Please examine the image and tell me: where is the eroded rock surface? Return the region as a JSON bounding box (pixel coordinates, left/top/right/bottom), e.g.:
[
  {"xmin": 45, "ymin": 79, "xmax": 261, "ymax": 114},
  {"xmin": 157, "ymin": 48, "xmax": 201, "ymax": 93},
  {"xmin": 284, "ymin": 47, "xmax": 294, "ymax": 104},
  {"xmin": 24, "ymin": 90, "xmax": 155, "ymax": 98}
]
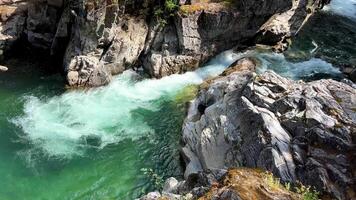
[
  {"xmin": 1, "ymin": 0, "xmax": 327, "ymax": 85},
  {"xmin": 141, "ymin": 0, "xmax": 296, "ymax": 78},
  {"xmin": 181, "ymin": 60, "xmax": 356, "ymax": 199}
]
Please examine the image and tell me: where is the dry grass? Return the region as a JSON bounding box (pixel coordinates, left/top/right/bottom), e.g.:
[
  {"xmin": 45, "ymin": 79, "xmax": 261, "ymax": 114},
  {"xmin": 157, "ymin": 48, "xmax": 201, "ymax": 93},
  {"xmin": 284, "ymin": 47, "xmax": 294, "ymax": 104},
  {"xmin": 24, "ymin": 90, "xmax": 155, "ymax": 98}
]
[
  {"xmin": 179, "ymin": 1, "xmax": 234, "ymax": 14},
  {"xmin": 199, "ymin": 168, "xmax": 301, "ymax": 200}
]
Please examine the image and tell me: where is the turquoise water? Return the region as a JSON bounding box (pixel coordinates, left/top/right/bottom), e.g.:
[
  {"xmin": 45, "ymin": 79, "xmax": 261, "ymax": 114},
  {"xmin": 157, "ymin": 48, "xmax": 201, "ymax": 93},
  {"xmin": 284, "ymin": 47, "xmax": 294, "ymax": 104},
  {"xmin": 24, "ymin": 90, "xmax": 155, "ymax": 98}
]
[
  {"xmin": 0, "ymin": 2, "xmax": 355, "ymax": 199},
  {"xmin": 0, "ymin": 52, "xmax": 241, "ymax": 200}
]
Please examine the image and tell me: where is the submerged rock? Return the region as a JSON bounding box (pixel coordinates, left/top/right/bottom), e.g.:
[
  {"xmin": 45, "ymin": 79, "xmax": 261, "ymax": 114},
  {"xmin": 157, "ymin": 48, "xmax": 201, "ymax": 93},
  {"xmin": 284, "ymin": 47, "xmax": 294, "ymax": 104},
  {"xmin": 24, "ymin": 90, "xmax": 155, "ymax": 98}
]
[
  {"xmin": 181, "ymin": 59, "xmax": 356, "ymax": 199},
  {"xmin": 79, "ymin": 134, "xmax": 102, "ymax": 147}
]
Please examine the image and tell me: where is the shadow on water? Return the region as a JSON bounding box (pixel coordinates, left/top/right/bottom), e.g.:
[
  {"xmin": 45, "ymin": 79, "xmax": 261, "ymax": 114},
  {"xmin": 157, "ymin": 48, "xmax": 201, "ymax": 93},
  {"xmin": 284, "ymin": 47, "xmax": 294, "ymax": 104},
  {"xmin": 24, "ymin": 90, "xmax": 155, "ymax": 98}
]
[
  {"xmin": 129, "ymin": 97, "xmax": 188, "ymax": 191},
  {"xmin": 285, "ymin": 12, "xmax": 356, "ymax": 72}
]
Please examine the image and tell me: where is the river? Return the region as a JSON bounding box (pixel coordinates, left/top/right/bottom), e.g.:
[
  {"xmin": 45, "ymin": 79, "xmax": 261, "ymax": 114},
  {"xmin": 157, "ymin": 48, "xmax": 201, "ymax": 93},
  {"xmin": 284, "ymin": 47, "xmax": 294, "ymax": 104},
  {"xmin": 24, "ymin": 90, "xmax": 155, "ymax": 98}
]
[{"xmin": 0, "ymin": 1, "xmax": 355, "ymax": 199}]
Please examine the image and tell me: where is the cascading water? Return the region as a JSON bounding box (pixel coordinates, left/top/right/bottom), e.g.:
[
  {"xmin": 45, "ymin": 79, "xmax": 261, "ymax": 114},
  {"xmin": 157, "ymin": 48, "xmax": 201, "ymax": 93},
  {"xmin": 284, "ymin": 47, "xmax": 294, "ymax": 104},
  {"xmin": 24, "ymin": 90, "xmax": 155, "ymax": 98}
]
[
  {"xmin": 325, "ymin": 0, "xmax": 356, "ymax": 20},
  {"xmin": 0, "ymin": 1, "xmax": 354, "ymax": 199},
  {"xmin": 11, "ymin": 48, "xmax": 343, "ymax": 160},
  {"xmin": 12, "ymin": 51, "xmax": 241, "ymax": 158}
]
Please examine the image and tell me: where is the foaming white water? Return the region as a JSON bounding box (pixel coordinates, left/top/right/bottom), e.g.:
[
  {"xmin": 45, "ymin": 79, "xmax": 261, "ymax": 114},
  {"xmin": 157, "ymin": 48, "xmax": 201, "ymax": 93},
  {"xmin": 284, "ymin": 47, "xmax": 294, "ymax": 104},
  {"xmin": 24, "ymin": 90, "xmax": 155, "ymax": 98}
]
[
  {"xmin": 254, "ymin": 52, "xmax": 342, "ymax": 80},
  {"xmin": 13, "ymin": 51, "xmax": 242, "ymax": 158},
  {"xmin": 325, "ymin": 0, "xmax": 356, "ymax": 20}
]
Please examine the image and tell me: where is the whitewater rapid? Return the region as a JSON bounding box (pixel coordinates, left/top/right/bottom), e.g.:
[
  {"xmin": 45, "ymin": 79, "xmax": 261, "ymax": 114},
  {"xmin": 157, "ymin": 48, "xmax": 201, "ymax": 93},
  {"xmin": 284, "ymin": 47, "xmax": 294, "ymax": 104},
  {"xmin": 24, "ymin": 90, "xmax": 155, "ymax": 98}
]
[
  {"xmin": 326, "ymin": 0, "xmax": 356, "ymax": 20},
  {"xmin": 12, "ymin": 51, "xmax": 242, "ymax": 158},
  {"xmin": 254, "ymin": 52, "xmax": 342, "ymax": 80},
  {"xmin": 12, "ymin": 49, "xmax": 342, "ymax": 158}
]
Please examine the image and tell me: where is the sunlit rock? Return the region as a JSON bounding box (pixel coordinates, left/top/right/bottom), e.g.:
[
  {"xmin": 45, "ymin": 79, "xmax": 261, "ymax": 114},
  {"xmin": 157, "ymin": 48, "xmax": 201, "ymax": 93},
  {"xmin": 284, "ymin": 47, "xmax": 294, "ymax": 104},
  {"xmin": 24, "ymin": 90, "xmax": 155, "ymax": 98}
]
[{"xmin": 182, "ymin": 58, "xmax": 355, "ymax": 199}]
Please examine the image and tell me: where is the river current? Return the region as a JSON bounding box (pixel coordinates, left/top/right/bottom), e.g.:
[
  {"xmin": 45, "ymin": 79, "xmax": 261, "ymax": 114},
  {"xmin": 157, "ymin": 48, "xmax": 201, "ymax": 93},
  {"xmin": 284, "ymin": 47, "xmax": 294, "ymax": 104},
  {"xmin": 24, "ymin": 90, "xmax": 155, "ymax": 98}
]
[{"xmin": 0, "ymin": 1, "xmax": 355, "ymax": 199}]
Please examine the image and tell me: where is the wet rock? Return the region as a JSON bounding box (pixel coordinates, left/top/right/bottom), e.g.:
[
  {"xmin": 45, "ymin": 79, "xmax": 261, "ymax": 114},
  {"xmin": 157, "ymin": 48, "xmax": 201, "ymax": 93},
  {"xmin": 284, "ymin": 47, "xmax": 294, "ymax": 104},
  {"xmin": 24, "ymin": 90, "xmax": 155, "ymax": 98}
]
[
  {"xmin": 1, "ymin": 0, "xmax": 325, "ymax": 87},
  {"xmin": 182, "ymin": 61, "xmax": 356, "ymax": 199},
  {"xmin": 79, "ymin": 134, "xmax": 102, "ymax": 147}
]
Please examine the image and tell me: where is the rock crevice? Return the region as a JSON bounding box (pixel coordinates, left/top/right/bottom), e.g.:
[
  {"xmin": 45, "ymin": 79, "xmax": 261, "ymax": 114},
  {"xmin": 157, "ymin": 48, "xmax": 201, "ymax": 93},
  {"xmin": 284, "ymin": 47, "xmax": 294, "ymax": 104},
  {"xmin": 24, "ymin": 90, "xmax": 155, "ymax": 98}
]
[
  {"xmin": 1, "ymin": 0, "xmax": 328, "ymax": 86},
  {"xmin": 180, "ymin": 58, "xmax": 355, "ymax": 199}
]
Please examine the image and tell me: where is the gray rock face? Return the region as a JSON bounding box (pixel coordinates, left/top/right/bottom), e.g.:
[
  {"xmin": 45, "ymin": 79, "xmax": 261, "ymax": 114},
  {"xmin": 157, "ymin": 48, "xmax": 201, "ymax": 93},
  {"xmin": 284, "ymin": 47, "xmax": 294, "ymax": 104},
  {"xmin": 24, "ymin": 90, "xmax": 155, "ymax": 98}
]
[
  {"xmin": 26, "ymin": 2, "xmax": 59, "ymax": 49},
  {"xmin": 182, "ymin": 61, "xmax": 356, "ymax": 199},
  {"xmin": 141, "ymin": 0, "xmax": 295, "ymax": 78},
  {"xmin": 67, "ymin": 55, "xmax": 111, "ymax": 87},
  {"xmin": 0, "ymin": 2, "xmax": 27, "ymax": 59},
  {"xmin": 256, "ymin": 0, "xmax": 325, "ymax": 51},
  {"xmin": 62, "ymin": 0, "xmax": 150, "ymax": 87},
  {"xmin": 101, "ymin": 16, "xmax": 148, "ymax": 75},
  {"xmin": 140, "ymin": 0, "xmax": 328, "ymax": 80},
  {"xmin": 1, "ymin": 0, "xmax": 326, "ymax": 86}
]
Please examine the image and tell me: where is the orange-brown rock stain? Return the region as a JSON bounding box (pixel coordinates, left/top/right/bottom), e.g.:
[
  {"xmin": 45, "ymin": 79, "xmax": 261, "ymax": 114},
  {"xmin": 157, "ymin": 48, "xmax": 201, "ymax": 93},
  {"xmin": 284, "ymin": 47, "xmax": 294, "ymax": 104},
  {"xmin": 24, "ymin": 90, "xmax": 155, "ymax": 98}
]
[{"xmin": 199, "ymin": 168, "xmax": 301, "ymax": 200}]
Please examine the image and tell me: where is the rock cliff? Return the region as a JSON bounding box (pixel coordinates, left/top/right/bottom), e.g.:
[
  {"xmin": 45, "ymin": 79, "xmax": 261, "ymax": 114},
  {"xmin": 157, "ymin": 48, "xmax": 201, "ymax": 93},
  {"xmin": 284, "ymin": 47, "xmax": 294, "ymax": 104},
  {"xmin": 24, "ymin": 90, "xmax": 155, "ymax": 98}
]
[{"xmin": 1, "ymin": 0, "xmax": 328, "ymax": 85}]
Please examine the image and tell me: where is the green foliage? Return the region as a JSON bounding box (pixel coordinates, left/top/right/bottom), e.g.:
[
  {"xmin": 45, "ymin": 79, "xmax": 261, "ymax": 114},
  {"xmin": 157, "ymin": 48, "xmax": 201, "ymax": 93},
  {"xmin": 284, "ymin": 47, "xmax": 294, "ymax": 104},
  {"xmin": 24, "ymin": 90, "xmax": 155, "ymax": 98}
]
[
  {"xmin": 141, "ymin": 168, "xmax": 164, "ymax": 190},
  {"xmin": 265, "ymin": 172, "xmax": 282, "ymax": 190},
  {"xmin": 165, "ymin": 0, "xmax": 179, "ymax": 14},
  {"xmin": 154, "ymin": 0, "xmax": 179, "ymax": 27},
  {"xmin": 264, "ymin": 172, "xmax": 320, "ymax": 200},
  {"xmin": 295, "ymin": 184, "xmax": 320, "ymax": 200}
]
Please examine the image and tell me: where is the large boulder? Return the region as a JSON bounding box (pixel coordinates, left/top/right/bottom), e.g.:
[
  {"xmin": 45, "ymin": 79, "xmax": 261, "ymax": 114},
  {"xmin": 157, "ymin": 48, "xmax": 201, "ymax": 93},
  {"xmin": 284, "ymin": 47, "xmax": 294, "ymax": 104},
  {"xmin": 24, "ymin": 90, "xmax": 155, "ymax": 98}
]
[
  {"xmin": 67, "ymin": 55, "xmax": 111, "ymax": 87},
  {"xmin": 182, "ymin": 59, "xmax": 356, "ymax": 199}
]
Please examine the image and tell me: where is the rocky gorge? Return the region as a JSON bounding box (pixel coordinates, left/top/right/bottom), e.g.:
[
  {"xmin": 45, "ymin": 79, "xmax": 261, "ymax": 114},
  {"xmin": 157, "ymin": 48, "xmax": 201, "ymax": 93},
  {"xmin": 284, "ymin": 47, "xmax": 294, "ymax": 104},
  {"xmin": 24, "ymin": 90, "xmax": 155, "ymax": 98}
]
[
  {"xmin": 140, "ymin": 58, "xmax": 355, "ymax": 199},
  {"xmin": 0, "ymin": 0, "xmax": 355, "ymax": 200},
  {"xmin": 1, "ymin": 0, "xmax": 334, "ymax": 86}
]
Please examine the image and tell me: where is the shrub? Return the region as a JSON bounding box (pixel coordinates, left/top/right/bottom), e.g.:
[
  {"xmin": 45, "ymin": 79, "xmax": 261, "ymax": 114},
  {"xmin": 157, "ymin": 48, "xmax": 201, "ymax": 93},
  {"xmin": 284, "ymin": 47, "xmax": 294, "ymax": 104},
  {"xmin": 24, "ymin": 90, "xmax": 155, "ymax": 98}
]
[{"xmin": 154, "ymin": 0, "xmax": 179, "ymax": 27}]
